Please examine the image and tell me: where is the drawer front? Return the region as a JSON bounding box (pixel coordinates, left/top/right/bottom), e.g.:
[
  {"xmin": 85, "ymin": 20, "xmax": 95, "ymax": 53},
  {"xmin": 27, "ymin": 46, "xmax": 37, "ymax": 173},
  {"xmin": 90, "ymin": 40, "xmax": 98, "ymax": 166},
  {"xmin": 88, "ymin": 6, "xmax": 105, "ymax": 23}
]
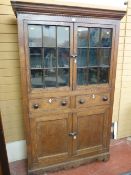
[
  {"xmin": 30, "ymin": 96, "xmax": 70, "ymax": 112},
  {"xmin": 76, "ymin": 93, "xmax": 110, "ymax": 108}
]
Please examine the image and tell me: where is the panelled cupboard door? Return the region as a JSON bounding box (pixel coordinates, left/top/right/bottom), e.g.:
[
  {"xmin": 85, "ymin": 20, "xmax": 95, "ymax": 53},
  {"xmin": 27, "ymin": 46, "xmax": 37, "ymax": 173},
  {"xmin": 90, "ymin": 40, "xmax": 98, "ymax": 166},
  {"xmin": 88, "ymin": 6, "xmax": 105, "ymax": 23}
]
[
  {"xmin": 30, "ymin": 113, "xmax": 72, "ymax": 167},
  {"xmin": 73, "ymin": 106, "xmax": 110, "ymax": 157}
]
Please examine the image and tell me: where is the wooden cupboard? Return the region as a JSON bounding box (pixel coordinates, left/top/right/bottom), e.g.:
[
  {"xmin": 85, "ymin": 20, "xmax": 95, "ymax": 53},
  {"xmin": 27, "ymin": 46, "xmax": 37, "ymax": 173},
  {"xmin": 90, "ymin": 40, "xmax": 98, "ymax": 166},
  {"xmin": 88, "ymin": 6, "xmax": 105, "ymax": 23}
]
[{"xmin": 11, "ymin": 1, "xmax": 125, "ymax": 174}]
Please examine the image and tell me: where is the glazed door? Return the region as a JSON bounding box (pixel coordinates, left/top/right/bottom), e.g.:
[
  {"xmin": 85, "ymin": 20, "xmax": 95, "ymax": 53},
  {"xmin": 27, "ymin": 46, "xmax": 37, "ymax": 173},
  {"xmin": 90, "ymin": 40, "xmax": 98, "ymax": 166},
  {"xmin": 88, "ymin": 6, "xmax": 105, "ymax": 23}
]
[
  {"xmin": 72, "ymin": 23, "xmax": 114, "ymax": 156},
  {"xmin": 27, "ymin": 21, "xmax": 73, "ymax": 91},
  {"xmin": 74, "ymin": 23, "xmax": 114, "ymax": 89}
]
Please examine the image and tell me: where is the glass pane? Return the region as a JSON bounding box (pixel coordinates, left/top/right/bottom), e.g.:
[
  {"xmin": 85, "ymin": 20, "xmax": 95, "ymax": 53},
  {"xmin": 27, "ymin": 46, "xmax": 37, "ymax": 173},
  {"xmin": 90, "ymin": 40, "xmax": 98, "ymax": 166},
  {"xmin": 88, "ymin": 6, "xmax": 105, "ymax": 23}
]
[
  {"xmin": 58, "ymin": 48, "xmax": 70, "ymax": 68},
  {"xmin": 30, "ymin": 48, "xmax": 42, "ymax": 68},
  {"xmin": 44, "ymin": 69, "xmax": 56, "ymax": 87},
  {"xmin": 77, "ymin": 68, "xmax": 87, "ymax": 85},
  {"xmin": 89, "ymin": 48, "xmax": 99, "ymax": 66},
  {"xmin": 77, "ymin": 27, "xmax": 89, "ymax": 47},
  {"xmin": 99, "ymin": 68, "xmax": 109, "ymax": 83},
  {"xmin": 28, "ymin": 25, "xmax": 42, "ymax": 47},
  {"xmin": 77, "ymin": 48, "xmax": 88, "ymax": 67},
  {"xmin": 88, "ymin": 68, "xmax": 98, "ymax": 84},
  {"xmin": 31, "ymin": 70, "xmax": 43, "ymax": 88},
  {"xmin": 43, "ymin": 26, "xmax": 56, "ymax": 47},
  {"xmin": 58, "ymin": 68, "xmax": 69, "ymax": 86},
  {"xmin": 89, "ymin": 28, "xmax": 100, "ymax": 47},
  {"xmin": 100, "ymin": 48, "xmax": 111, "ymax": 66},
  {"xmin": 101, "ymin": 29, "xmax": 112, "ymax": 47},
  {"xmin": 44, "ymin": 48, "xmax": 57, "ymax": 68},
  {"xmin": 57, "ymin": 27, "xmax": 69, "ymax": 47}
]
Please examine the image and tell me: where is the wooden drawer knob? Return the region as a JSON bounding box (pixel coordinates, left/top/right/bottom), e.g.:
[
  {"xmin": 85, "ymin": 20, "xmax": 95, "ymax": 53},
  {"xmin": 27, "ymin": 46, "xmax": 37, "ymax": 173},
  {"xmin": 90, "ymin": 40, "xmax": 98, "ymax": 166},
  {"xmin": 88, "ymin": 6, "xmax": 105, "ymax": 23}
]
[
  {"xmin": 79, "ymin": 99, "xmax": 85, "ymax": 104},
  {"xmin": 102, "ymin": 96, "xmax": 108, "ymax": 101},
  {"xmin": 33, "ymin": 104, "xmax": 39, "ymax": 109},
  {"xmin": 61, "ymin": 100, "xmax": 67, "ymax": 106}
]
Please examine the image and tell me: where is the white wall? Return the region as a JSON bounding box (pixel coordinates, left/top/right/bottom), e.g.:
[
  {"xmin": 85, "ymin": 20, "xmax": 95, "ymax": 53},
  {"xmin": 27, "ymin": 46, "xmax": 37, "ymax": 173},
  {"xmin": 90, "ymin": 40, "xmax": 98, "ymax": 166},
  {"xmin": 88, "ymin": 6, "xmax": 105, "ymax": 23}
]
[{"xmin": 6, "ymin": 140, "xmax": 27, "ymax": 162}]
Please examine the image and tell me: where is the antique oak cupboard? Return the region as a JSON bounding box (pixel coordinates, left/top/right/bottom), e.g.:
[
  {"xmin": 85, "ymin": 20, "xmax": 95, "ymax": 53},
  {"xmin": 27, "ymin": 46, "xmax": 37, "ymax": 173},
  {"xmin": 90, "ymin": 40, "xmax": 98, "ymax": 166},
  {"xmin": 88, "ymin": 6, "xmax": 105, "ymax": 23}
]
[{"xmin": 11, "ymin": 1, "xmax": 125, "ymax": 174}]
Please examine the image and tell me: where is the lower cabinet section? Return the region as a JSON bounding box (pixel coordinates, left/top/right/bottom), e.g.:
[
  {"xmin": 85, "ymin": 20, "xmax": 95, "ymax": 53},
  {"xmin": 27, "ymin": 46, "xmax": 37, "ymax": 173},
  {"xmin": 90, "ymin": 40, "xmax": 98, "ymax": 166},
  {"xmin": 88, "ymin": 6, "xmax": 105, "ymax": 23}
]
[{"xmin": 29, "ymin": 105, "xmax": 110, "ymax": 173}]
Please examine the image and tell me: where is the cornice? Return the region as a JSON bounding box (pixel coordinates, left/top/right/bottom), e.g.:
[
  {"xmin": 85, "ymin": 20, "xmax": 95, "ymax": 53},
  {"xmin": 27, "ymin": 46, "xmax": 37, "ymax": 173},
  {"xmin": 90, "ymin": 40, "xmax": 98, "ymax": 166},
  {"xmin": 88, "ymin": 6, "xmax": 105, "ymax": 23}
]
[{"xmin": 11, "ymin": 0, "xmax": 126, "ymax": 20}]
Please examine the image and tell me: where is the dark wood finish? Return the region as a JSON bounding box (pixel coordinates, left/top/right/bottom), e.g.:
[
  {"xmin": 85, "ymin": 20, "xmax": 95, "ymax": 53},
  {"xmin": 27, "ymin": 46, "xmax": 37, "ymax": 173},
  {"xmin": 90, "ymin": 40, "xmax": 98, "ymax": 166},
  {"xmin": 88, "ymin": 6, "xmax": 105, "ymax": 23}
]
[
  {"xmin": 0, "ymin": 113, "xmax": 10, "ymax": 175},
  {"xmin": 0, "ymin": 164, "xmax": 2, "ymax": 175},
  {"xmin": 11, "ymin": 1, "xmax": 126, "ymax": 174}
]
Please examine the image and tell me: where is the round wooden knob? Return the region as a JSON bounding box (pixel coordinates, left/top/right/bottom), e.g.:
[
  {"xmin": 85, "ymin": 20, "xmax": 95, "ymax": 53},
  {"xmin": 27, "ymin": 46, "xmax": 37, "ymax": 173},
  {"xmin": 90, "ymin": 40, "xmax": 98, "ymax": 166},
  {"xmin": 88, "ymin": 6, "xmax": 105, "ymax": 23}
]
[
  {"xmin": 61, "ymin": 101, "xmax": 67, "ymax": 106},
  {"xmin": 79, "ymin": 99, "xmax": 85, "ymax": 104},
  {"xmin": 33, "ymin": 104, "xmax": 39, "ymax": 109},
  {"xmin": 102, "ymin": 96, "xmax": 108, "ymax": 101}
]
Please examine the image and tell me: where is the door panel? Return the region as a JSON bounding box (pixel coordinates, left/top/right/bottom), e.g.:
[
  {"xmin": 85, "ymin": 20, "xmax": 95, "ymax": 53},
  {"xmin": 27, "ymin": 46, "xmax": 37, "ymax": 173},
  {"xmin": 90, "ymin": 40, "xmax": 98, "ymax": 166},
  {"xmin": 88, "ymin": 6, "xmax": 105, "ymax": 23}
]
[
  {"xmin": 30, "ymin": 113, "xmax": 72, "ymax": 166},
  {"xmin": 37, "ymin": 119, "xmax": 67, "ymax": 157},
  {"xmin": 78, "ymin": 114, "xmax": 104, "ymax": 149},
  {"xmin": 73, "ymin": 106, "xmax": 110, "ymax": 156}
]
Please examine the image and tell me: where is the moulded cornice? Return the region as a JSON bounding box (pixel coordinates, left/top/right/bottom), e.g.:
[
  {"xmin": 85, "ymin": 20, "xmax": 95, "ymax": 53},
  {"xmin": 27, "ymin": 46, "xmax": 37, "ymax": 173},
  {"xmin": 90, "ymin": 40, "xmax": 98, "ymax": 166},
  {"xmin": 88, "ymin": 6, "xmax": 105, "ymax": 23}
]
[{"xmin": 11, "ymin": 0, "xmax": 126, "ymax": 19}]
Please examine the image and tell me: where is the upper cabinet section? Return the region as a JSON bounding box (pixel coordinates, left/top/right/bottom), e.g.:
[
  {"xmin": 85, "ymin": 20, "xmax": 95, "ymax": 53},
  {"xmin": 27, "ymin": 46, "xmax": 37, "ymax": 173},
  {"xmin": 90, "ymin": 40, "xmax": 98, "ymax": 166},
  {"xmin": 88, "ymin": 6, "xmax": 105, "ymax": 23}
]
[{"xmin": 11, "ymin": 0, "xmax": 126, "ymax": 91}]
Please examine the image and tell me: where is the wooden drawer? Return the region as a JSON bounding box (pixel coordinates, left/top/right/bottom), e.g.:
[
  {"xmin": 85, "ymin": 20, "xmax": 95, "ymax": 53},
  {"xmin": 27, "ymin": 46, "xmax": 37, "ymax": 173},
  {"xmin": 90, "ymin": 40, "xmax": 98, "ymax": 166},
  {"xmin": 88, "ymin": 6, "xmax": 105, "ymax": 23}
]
[
  {"xmin": 76, "ymin": 93, "xmax": 110, "ymax": 108},
  {"xmin": 30, "ymin": 96, "xmax": 70, "ymax": 112}
]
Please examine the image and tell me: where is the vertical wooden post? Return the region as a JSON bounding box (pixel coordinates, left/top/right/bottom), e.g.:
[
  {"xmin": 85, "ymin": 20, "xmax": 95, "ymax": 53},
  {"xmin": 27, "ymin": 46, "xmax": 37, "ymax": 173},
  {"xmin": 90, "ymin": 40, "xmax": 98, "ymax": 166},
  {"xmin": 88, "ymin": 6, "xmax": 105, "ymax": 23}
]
[{"xmin": 0, "ymin": 113, "xmax": 10, "ymax": 175}]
